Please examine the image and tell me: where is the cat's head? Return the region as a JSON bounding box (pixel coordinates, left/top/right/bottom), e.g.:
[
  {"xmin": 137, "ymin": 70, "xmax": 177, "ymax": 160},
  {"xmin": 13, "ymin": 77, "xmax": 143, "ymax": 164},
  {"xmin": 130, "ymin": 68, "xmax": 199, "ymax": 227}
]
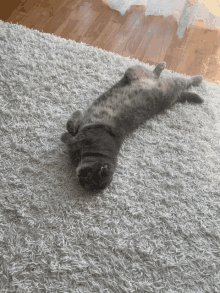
[
  {"xmin": 61, "ymin": 123, "xmax": 121, "ymax": 193},
  {"xmin": 76, "ymin": 160, "xmax": 114, "ymax": 193}
]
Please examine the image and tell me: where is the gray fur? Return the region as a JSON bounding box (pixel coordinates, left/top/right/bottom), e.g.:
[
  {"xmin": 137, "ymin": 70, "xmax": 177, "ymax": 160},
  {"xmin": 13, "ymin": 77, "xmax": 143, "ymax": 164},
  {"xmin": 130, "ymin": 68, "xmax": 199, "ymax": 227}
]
[{"xmin": 61, "ymin": 62, "xmax": 203, "ymax": 193}]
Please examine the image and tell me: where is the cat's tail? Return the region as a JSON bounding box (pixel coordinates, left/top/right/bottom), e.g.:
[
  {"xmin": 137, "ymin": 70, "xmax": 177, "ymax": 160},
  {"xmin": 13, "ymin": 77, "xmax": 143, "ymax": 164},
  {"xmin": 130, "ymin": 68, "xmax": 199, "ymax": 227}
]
[{"xmin": 178, "ymin": 91, "xmax": 204, "ymax": 104}]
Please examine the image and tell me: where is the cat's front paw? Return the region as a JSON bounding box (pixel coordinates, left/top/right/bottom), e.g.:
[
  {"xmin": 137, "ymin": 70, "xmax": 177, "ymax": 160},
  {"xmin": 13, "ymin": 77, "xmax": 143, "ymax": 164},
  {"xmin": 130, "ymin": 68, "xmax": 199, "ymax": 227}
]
[
  {"xmin": 61, "ymin": 132, "xmax": 72, "ymax": 143},
  {"xmin": 66, "ymin": 110, "xmax": 83, "ymax": 136},
  {"xmin": 66, "ymin": 120, "xmax": 78, "ymax": 136}
]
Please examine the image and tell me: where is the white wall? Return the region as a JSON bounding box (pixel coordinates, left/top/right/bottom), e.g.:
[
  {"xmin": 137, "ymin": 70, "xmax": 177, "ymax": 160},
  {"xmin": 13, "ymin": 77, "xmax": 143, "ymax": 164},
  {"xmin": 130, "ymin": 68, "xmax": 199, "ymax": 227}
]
[{"xmin": 106, "ymin": 0, "xmax": 220, "ymax": 37}]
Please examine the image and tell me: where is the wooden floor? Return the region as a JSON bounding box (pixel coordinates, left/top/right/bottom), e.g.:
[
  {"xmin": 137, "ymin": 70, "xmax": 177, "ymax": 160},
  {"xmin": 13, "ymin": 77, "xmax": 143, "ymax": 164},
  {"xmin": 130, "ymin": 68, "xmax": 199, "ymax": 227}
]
[{"xmin": 1, "ymin": 0, "xmax": 220, "ymax": 84}]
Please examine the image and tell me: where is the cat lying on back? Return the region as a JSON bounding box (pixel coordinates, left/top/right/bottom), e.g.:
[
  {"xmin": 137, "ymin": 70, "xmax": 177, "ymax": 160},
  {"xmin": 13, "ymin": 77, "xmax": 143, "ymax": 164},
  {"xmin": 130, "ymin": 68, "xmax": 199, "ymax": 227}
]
[{"xmin": 61, "ymin": 62, "xmax": 203, "ymax": 193}]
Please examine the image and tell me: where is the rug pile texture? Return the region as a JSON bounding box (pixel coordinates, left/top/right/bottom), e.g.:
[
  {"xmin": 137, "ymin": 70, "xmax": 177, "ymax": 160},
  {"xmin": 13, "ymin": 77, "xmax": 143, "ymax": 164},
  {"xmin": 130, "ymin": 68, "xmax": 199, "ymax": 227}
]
[{"xmin": 0, "ymin": 20, "xmax": 220, "ymax": 292}]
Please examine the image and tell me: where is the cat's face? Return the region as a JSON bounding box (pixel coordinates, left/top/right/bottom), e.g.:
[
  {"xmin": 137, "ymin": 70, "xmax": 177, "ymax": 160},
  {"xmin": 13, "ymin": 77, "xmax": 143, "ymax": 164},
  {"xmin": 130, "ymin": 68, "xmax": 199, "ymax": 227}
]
[{"xmin": 76, "ymin": 161, "xmax": 114, "ymax": 193}]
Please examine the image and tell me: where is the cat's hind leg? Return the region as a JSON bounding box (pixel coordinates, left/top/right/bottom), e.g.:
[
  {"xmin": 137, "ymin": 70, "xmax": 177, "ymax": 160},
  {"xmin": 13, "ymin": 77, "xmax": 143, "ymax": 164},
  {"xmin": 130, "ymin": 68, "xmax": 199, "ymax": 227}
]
[
  {"xmin": 153, "ymin": 62, "xmax": 166, "ymax": 78},
  {"xmin": 162, "ymin": 75, "xmax": 203, "ymax": 108},
  {"xmin": 179, "ymin": 92, "xmax": 203, "ymax": 104},
  {"xmin": 66, "ymin": 110, "xmax": 83, "ymax": 136},
  {"xmin": 186, "ymin": 75, "xmax": 203, "ymax": 89}
]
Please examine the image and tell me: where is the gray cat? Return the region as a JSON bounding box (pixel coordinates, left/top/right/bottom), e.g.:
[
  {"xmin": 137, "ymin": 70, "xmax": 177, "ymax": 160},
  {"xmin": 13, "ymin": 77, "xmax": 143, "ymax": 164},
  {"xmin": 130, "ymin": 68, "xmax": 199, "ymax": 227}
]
[{"xmin": 61, "ymin": 62, "xmax": 203, "ymax": 193}]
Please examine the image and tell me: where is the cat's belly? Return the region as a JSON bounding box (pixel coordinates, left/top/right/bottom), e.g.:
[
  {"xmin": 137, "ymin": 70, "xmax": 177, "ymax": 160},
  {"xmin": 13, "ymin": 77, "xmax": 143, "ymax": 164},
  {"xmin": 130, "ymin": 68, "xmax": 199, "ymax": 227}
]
[
  {"xmin": 80, "ymin": 92, "xmax": 129, "ymax": 126},
  {"xmin": 81, "ymin": 106, "xmax": 115, "ymax": 125},
  {"xmin": 80, "ymin": 79, "xmax": 157, "ymax": 127}
]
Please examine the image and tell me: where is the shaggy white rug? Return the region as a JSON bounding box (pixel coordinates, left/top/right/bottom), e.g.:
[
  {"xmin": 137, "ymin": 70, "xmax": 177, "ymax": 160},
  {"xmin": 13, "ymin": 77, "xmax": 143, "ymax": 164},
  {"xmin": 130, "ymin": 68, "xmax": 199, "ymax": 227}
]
[{"xmin": 0, "ymin": 20, "xmax": 220, "ymax": 292}]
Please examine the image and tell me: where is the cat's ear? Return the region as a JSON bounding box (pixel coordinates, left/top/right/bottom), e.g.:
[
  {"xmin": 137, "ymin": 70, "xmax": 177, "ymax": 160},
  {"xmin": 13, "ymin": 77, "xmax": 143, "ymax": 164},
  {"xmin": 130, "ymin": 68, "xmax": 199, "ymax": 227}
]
[{"xmin": 98, "ymin": 164, "xmax": 109, "ymax": 176}]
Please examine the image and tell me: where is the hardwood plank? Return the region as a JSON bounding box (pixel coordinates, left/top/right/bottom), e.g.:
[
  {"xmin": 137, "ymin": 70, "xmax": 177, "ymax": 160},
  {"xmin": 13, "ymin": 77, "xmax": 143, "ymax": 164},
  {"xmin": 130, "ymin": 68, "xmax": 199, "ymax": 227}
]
[
  {"xmin": 141, "ymin": 15, "xmax": 178, "ymax": 64},
  {"xmin": 80, "ymin": 4, "xmax": 113, "ymax": 44},
  {"xmin": 2, "ymin": 0, "xmax": 220, "ymax": 83},
  {"xmin": 108, "ymin": 6, "xmax": 145, "ymax": 56},
  {"xmin": 6, "ymin": 0, "xmax": 37, "ymax": 24},
  {"xmin": 168, "ymin": 22, "xmax": 218, "ymax": 76},
  {"xmin": 92, "ymin": 7, "xmax": 127, "ymax": 52},
  {"xmin": 133, "ymin": 15, "xmax": 156, "ymax": 63},
  {"xmin": 90, "ymin": 14, "xmax": 121, "ymax": 52},
  {"xmin": 0, "ymin": 0, "xmax": 23, "ymax": 21},
  {"xmin": 59, "ymin": 3, "xmax": 100, "ymax": 41},
  {"xmin": 185, "ymin": 29, "xmax": 218, "ymax": 77},
  {"xmin": 164, "ymin": 27, "xmax": 191, "ymax": 72},
  {"xmin": 204, "ymin": 30, "xmax": 220, "ymax": 84},
  {"xmin": 42, "ymin": 6, "xmax": 73, "ymax": 34},
  {"xmin": 17, "ymin": 3, "xmax": 47, "ymax": 29},
  {"xmin": 47, "ymin": 0, "xmax": 83, "ymax": 35},
  {"xmin": 121, "ymin": 6, "xmax": 147, "ymax": 58}
]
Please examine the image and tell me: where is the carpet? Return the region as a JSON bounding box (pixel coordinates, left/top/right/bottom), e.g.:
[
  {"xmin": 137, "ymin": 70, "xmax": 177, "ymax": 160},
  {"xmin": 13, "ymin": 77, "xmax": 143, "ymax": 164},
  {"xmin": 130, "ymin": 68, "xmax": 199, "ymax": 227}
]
[{"xmin": 0, "ymin": 20, "xmax": 220, "ymax": 293}]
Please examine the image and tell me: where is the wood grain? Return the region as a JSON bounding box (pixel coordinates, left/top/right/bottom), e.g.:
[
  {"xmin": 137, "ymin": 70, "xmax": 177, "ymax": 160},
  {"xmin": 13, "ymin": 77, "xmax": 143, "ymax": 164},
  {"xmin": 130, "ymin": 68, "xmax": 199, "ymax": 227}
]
[{"xmin": 1, "ymin": 0, "xmax": 220, "ymax": 84}]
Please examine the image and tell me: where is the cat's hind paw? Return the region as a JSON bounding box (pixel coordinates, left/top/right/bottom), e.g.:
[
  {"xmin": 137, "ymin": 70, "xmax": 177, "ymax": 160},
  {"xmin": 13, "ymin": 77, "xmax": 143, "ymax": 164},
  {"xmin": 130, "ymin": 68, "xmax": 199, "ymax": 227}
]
[
  {"xmin": 190, "ymin": 75, "xmax": 203, "ymax": 87},
  {"xmin": 153, "ymin": 62, "xmax": 166, "ymax": 78},
  {"xmin": 157, "ymin": 62, "xmax": 166, "ymax": 70}
]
